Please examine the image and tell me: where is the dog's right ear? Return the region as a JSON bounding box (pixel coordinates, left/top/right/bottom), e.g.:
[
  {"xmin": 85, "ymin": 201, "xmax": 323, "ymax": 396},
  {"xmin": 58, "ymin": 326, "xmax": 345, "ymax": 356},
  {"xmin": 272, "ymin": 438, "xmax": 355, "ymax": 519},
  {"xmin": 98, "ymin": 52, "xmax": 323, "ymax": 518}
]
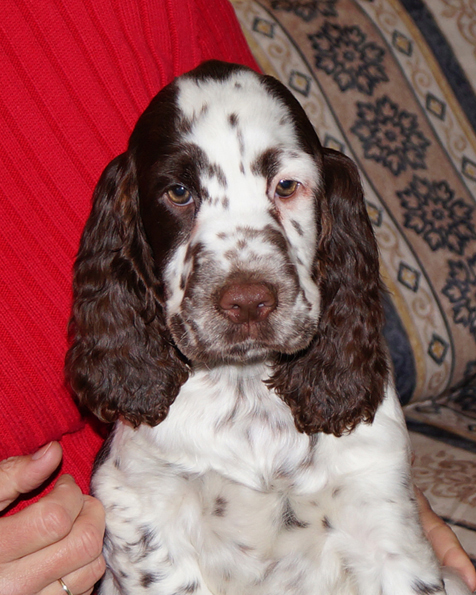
[{"xmin": 65, "ymin": 153, "xmax": 189, "ymax": 427}]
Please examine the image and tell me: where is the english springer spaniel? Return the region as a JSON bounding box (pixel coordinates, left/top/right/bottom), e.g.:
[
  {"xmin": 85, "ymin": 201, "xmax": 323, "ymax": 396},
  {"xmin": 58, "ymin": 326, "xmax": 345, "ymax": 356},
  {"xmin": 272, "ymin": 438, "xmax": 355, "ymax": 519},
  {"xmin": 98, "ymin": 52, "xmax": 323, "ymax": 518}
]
[{"xmin": 66, "ymin": 61, "xmax": 469, "ymax": 595}]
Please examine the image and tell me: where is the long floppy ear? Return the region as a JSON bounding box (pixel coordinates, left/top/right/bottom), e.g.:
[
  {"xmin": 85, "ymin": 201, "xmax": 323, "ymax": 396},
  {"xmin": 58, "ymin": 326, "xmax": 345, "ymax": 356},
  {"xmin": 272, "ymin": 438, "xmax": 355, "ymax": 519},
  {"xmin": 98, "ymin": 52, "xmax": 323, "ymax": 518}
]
[
  {"xmin": 270, "ymin": 148, "xmax": 388, "ymax": 436},
  {"xmin": 65, "ymin": 153, "xmax": 189, "ymax": 427}
]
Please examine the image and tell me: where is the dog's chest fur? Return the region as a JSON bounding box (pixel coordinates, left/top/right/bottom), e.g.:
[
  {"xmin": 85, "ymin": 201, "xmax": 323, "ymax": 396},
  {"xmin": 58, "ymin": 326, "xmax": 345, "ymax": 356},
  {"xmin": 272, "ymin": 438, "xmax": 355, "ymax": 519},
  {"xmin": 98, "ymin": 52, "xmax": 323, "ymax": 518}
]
[{"xmin": 93, "ymin": 365, "xmax": 356, "ymax": 594}]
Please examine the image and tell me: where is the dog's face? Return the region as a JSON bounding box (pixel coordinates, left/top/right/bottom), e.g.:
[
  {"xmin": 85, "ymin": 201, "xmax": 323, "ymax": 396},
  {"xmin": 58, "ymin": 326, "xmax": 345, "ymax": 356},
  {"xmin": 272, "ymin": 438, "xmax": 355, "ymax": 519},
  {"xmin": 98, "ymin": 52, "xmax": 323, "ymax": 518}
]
[
  {"xmin": 133, "ymin": 62, "xmax": 323, "ymax": 364},
  {"xmin": 67, "ymin": 60, "xmax": 387, "ymax": 434}
]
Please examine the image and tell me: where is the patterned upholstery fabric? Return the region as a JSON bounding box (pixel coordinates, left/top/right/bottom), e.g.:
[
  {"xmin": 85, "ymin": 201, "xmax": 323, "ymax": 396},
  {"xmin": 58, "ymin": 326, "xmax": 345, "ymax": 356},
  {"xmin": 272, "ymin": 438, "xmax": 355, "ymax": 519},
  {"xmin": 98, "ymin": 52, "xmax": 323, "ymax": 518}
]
[{"xmin": 231, "ymin": 0, "xmax": 476, "ymax": 441}]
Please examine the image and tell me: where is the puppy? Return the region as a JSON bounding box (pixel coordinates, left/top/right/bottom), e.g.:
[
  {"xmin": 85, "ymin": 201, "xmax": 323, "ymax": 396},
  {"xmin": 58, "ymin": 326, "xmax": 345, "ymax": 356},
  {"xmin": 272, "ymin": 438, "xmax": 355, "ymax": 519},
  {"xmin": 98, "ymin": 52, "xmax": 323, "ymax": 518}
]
[{"xmin": 66, "ymin": 60, "xmax": 469, "ymax": 595}]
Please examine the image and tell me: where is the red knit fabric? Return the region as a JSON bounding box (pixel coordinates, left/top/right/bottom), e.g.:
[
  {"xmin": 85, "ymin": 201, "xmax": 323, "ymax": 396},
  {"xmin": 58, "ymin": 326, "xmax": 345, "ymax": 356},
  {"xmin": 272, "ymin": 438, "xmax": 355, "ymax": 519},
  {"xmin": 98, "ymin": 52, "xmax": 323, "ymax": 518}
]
[{"xmin": 0, "ymin": 0, "xmax": 258, "ymax": 511}]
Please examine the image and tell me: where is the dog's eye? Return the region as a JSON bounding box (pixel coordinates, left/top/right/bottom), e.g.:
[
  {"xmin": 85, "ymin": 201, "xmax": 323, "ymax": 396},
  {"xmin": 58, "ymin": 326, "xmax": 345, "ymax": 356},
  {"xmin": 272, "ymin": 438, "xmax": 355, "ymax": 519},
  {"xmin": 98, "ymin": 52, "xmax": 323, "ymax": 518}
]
[
  {"xmin": 166, "ymin": 185, "xmax": 193, "ymax": 206},
  {"xmin": 275, "ymin": 180, "xmax": 299, "ymax": 199}
]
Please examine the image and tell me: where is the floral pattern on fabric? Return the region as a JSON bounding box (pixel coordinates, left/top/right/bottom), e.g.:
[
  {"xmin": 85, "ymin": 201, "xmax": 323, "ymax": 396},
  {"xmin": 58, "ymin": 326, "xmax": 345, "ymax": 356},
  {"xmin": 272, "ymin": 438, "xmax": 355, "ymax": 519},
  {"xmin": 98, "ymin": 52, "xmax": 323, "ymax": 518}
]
[
  {"xmin": 270, "ymin": 0, "xmax": 338, "ymax": 21},
  {"xmin": 443, "ymin": 253, "xmax": 476, "ymax": 342},
  {"xmin": 414, "ymin": 447, "xmax": 476, "ymax": 507},
  {"xmin": 397, "ymin": 176, "xmax": 476, "ymax": 255},
  {"xmin": 309, "ymin": 23, "xmax": 388, "ymax": 95},
  {"xmin": 351, "ymin": 96, "xmax": 430, "ymax": 176}
]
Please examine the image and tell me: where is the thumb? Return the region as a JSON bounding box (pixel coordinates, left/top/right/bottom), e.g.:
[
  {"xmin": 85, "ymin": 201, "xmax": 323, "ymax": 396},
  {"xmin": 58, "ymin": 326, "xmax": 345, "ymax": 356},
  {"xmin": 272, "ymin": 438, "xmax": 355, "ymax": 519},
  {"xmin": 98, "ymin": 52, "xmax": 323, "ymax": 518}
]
[{"xmin": 0, "ymin": 442, "xmax": 63, "ymax": 511}]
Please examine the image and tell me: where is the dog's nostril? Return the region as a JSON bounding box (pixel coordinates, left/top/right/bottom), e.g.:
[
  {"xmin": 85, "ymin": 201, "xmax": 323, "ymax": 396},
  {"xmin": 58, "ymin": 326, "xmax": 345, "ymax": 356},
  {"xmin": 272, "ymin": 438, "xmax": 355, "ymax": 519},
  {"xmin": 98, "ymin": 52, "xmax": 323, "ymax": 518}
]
[{"xmin": 219, "ymin": 283, "xmax": 277, "ymax": 324}]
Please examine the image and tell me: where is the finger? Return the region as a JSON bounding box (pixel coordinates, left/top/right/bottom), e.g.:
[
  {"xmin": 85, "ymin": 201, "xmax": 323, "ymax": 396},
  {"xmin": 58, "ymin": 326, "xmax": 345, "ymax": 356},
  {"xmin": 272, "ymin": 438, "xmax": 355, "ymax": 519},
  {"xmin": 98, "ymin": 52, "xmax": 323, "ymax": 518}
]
[
  {"xmin": 3, "ymin": 495, "xmax": 105, "ymax": 595},
  {"xmin": 41, "ymin": 554, "xmax": 106, "ymax": 595},
  {"xmin": 0, "ymin": 475, "xmax": 83, "ymax": 562},
  {"xmin": 416, "ymin": 487, "xmax": 460, "ymax": 561},
  {"xmin": 427, "ymin": 522, "xmax": 476, "ymax": 592},
  {"xmin": 0, "ymin": 442, "xmax": 63, "ymax": 510},
  {"xmin": 416, "ymin": 487, "xmax": 476, "ymax": 591}
]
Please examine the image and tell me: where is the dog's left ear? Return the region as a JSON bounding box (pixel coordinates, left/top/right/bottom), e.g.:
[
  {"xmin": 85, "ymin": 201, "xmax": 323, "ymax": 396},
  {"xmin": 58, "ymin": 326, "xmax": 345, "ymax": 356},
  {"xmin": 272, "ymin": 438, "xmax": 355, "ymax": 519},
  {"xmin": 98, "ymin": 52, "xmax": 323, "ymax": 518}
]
[{"xmin": 270, "ymin": 148, "xmax": 388, "ymax": 436}]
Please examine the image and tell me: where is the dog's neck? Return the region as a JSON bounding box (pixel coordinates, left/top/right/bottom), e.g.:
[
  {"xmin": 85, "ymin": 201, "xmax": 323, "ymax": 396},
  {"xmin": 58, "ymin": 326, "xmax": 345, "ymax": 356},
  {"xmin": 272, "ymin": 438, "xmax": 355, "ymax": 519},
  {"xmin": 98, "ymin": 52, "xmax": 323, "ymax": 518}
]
[{"xmin": 124, "ymin": 362, "xmax": 320, "ymax": 492}]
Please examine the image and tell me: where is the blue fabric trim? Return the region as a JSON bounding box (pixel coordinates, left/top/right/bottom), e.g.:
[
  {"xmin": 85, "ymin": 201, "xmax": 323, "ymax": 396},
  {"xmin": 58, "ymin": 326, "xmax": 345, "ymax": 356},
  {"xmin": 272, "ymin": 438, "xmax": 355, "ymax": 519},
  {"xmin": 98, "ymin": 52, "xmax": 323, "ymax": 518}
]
[
  {"xmin": 383, "ymin": 292, "xmax": 417, "ymax": 405},
  {"xmin": 407, "ymin": 419, "xmax": 476, "ymax": 454},
  {"xmin": 397, "ymin": 0, "xmax": 476, "ymax": 133}
]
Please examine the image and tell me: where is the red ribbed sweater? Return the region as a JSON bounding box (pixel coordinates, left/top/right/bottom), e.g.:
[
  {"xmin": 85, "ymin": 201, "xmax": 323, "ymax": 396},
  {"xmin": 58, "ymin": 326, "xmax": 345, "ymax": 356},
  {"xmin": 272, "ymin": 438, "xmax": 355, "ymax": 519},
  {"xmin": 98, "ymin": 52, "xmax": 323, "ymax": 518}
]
[{"xmin": 0, "ymin": 0, "xmax": 257, "ymax": 509}]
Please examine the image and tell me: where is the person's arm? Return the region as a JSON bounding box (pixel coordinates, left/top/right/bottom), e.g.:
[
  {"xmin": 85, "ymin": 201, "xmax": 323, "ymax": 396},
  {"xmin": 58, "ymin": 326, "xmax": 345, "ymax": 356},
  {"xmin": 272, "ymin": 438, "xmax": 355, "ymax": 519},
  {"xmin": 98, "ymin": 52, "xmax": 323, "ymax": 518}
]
[{"xmin": 0, "ymin": 442, "xmax": 106, "ymax": 595}]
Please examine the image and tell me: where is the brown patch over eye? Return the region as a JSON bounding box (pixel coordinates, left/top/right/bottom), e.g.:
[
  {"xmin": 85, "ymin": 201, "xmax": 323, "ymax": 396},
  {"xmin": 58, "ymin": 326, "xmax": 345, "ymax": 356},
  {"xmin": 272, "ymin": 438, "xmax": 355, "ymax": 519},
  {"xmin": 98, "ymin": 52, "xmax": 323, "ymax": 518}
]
[
  {"xmin": 167, "ymin": 185, "xmax": 193, "ymax": 205},
  {"xmin": 275, "ymin": 180, "xmax": 299, "ymax": 199}
]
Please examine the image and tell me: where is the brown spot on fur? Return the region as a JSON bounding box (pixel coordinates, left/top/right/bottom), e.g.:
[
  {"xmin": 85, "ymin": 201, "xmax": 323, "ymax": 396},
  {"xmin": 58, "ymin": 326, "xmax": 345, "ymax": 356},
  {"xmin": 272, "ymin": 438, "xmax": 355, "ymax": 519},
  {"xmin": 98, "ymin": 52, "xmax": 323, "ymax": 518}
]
[{"xmin": 213, "ymin": 496, "xmax": 228, "ymax": 517}]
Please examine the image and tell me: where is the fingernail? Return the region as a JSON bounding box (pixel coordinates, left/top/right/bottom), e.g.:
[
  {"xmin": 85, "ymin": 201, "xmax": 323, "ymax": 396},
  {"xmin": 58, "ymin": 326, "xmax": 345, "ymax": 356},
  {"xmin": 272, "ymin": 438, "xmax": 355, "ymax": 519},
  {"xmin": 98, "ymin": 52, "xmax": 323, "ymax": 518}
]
[{"xmin": 32, "ymin": 442, "xmax": 53, "ymax": 460}]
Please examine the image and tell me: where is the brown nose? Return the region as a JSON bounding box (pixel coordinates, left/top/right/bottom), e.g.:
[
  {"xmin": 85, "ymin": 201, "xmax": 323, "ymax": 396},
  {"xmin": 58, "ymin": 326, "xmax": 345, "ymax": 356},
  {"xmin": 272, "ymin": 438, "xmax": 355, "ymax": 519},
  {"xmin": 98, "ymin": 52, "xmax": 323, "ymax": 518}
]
[{"xmin": 219, "ymin": 283, "xmax": 277, "ymax": 324}]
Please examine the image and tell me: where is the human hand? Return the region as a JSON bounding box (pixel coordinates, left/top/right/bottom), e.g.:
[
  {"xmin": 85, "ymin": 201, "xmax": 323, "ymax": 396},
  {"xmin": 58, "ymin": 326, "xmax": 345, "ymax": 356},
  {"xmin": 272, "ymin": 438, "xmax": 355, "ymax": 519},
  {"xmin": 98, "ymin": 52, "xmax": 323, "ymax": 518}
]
[
  {"xmin": 416, "ymin": 485, "xmax": 476, "ymax": 593},
  {"xmin": 0, "ymin": 442, "xmax": 106, "ymax": 595}
]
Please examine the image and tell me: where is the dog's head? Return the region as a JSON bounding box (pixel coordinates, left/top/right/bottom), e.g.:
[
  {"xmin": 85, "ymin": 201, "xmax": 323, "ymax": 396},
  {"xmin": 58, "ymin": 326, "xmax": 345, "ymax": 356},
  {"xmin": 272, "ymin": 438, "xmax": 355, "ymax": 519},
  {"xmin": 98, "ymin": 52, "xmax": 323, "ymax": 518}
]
[{"xmin": 66, "ymin": 60, "xmax": 388, "ymax": 435}]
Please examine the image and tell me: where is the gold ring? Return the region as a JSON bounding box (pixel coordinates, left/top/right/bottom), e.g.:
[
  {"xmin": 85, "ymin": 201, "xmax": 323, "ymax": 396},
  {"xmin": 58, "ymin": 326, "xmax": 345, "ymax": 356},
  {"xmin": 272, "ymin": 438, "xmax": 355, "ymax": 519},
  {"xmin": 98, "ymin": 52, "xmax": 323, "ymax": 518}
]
[{"xmin": 58, "ymin": 578, "xmax": 74, "ymax": 595}]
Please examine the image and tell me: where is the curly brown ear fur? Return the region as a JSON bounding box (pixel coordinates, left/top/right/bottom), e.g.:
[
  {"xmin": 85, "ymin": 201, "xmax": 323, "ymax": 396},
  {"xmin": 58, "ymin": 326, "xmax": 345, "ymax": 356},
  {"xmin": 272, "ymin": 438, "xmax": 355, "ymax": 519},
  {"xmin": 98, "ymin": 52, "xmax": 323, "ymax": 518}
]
[
  {"xmin": 269, "ymin": 148, "xmax": 388, "ymax": 436},
  {"xmin": 65, "ymin": 153, "xmax": 189, "ymax": 427}
]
